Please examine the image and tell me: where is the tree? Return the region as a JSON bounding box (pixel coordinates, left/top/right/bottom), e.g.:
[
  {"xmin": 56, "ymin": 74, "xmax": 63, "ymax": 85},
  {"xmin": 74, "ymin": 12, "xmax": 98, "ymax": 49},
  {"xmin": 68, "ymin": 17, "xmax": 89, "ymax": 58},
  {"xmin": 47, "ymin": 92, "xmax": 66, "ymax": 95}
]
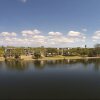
[
  {"xmin": 88, "ymin": 49, "xmax": 95, "ymax": 57},
  {"xmin": 33, "ymin": 50, "xmax": 41, "ymax": 59},
  {"xmin": 46, "ymin": 48, "xmax": 58, "ymax": 56},
  {"xmin": 95, "ymin": 44, "xmax": 100, "ymax": 48},
  {"xmin": 94, "ymin": 44, "xmax": 100, "ymax": 56},
  {"xmin": 0, "ymin": 47, "xmax": 4, "ymax": 57},
  {"xmin": 85, "ymin": 45, "xmax": 87, "ymax": 48}
]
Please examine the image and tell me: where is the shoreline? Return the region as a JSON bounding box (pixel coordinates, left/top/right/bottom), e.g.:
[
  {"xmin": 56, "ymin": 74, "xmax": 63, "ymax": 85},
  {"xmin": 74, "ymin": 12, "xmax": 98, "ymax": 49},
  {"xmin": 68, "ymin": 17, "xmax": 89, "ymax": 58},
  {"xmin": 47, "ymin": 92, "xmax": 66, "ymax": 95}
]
[
  {"xmin": 30, "ymin": 57, "xmax": 100, "ymax": 61},
  {"xmin": 21, "ymin": 56, "xmax": 100, "ymax": 61},
  {"xmin": 0, "ymin": 56, "xmax": 100, "ymax": 62}
]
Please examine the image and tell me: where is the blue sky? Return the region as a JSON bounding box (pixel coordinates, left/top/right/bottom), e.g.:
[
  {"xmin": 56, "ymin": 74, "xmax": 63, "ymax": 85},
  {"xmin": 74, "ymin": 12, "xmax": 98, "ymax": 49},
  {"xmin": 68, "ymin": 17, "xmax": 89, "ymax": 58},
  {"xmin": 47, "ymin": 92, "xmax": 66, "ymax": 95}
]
[{"xmin": 0, "ymin": 0, "xmax": 100, "ymax": 47}]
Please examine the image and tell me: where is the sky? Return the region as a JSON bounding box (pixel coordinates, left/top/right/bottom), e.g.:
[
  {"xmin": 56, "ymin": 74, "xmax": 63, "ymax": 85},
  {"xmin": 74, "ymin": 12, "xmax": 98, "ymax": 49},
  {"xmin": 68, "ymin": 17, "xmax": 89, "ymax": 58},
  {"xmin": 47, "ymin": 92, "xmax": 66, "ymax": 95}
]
[{"xmin": 0, "ymin": 0, "xmax": 100, "ymax": 47}]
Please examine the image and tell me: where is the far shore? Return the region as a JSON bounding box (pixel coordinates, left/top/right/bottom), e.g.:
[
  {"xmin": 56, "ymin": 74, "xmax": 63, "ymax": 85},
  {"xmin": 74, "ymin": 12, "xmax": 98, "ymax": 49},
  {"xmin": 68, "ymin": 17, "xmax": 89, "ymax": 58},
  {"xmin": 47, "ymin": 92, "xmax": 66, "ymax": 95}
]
[
  {"xmin": 0, "ymin": 56, "xmax": 100, "ymax": 61},
  {"xmin": 33, "ymin": 57, "xmax": 100, "ymax": 61}
]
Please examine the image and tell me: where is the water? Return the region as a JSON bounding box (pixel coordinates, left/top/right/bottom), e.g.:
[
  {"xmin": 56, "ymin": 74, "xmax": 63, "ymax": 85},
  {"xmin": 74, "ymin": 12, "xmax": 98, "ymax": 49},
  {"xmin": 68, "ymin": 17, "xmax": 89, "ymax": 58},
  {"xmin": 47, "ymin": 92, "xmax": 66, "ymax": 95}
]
[{"xmin": 0, "ymin": 59, "xmax": 100, "ymax": 99}]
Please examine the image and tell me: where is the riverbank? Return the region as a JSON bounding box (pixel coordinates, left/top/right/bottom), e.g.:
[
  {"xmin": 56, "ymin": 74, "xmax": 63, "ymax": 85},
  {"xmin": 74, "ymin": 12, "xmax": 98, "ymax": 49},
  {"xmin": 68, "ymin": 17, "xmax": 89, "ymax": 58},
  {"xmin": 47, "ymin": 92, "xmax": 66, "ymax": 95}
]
[
  {"xmin": 0, "ymin": 57, "xmax": 5, "ymax": 61},
  {"xmin": 0, "ymin": 56, "xmax": 100, "ymax": 61},
  {"xmin": 20, "ymin": 55, "xmax": 100, "ymax": 61},
  {"xmin": 21, "ymin": 55, "xmax": 84, "ymax": 61}
]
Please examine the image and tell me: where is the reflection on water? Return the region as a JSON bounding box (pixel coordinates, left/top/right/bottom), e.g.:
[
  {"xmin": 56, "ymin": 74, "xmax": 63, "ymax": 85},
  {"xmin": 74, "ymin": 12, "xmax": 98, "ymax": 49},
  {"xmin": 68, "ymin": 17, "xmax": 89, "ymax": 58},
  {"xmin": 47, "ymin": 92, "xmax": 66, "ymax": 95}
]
[
  {"xmin": 0, "ymin": 59, "xmax": 100, "ymax": 99},
  {"xmin": 2, "ymin": 58, "xmax": 100, "ymax": 71},
  {"xmin": 5, "ymin": 61, "xmax": 29, "ymax": 71},
  {"xmin": 33, "ymin": 60, "xmax": 46, "ymax": 69}
]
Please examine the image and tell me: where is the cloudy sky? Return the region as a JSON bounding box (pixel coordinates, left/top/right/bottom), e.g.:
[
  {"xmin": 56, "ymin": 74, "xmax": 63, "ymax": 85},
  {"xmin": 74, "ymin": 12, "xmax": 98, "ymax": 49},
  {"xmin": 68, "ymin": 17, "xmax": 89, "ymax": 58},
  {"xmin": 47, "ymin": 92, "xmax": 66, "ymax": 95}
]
[{"xmin": 0, "ymin": 0, "xmax": 100, "ymax": 47}]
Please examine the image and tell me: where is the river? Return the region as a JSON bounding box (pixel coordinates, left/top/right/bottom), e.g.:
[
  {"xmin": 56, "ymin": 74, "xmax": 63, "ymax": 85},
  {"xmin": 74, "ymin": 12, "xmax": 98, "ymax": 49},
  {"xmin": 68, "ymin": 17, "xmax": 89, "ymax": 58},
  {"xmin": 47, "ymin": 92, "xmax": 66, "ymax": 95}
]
[{"xmin": 0, "ymin": 59, "xmax": 100, "ymax": 99}]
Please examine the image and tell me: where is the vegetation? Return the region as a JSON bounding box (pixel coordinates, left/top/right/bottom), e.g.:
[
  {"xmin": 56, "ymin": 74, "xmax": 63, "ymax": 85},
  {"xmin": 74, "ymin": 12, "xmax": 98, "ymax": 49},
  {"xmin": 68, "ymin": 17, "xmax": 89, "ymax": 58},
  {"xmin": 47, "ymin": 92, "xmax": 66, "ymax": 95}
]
[
  {"xmin": 94, "ymin": 44, "xmax": 100, "ymax": 56},
  {"xmin": 0, "ymin": 44, "xmax": 100, "ymax": 60},
  {"xmin": 0, "ymin": 47, "xmax": 5, "ymax": 57},
  {"xmin": 33, "ymin": 49, "xmax": 41, "ymax": 59},
  {"xmin": 46, "ymin": 48, "xmax": 58, "ymax": 56}
]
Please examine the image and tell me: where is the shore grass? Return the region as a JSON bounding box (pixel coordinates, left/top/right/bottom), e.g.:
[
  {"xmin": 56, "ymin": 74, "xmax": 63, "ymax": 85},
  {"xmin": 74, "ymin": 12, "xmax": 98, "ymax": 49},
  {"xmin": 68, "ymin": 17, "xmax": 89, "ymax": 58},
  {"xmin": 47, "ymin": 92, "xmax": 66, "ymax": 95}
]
[
  {"xmin": 20, "ymin": 55, "xmax": 83, "ymax": 61},
  {"xmin": 20, "ymin": 55, "xmax": 100, "ymax": 61},
  {"xmin": 0, "ymin": 57, "xmax": 5, "ymax": 61},
  {"xmin": 41, "ymin": 56, "xmax": 82, "ymax": 60},
  {"xmin": 0, "ymin": 55, "xmax": 100, "ymax": 61}
]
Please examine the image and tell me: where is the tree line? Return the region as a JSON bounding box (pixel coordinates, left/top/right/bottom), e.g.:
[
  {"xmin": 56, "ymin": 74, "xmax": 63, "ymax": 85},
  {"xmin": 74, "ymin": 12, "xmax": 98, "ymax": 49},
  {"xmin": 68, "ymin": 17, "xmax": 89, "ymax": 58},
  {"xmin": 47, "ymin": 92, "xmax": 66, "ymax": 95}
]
[{"xmin": 0, "ymin": 44, "xmax": 100, "ymax": 58}]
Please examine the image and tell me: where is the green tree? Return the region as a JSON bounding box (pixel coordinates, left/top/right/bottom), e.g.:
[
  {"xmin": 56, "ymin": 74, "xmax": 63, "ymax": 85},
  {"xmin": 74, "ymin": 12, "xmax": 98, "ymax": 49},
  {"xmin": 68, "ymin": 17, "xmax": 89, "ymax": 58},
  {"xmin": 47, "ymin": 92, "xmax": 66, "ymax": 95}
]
[
  {"xmin": 33, "ymin": 50, "xmax": 41, "ymax": 59},
  {"xmin": 46, "ymin": 48, "xmax": 58, "ymax": 56},
  {"xmin": 87, "ymin": 48, "xmax": 96, "ymax": 57},
  {"xmin": 94, "ymin": 44, "xmax": 100, "ymax": 56}
]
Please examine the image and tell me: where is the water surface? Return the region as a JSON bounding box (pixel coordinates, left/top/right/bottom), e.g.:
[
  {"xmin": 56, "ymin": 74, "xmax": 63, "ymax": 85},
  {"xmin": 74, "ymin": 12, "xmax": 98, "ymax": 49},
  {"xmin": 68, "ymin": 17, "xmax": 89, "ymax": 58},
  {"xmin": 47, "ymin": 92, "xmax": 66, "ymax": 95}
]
[{"xmin": 0, "ymin": 59, "xmax": 100, "ymax": 99}]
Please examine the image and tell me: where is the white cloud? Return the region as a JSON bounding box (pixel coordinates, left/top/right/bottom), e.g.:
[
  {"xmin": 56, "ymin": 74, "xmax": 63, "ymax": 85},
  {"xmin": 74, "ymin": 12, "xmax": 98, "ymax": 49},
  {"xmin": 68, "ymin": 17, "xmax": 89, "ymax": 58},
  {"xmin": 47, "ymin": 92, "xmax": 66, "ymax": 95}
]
[
  {"xmin": 33, "ymin": 29, "xmax": 41, "ymax": 34},
  {"xmin": 67, "ymin": 31, "xmax": 86, "ymax": 42},
  {"xmin": 92, "ymin": 31, "xmax": 100, "ymax": 41},
  {"xmin": 11, "ymin": 32, "xmax": 17, "ymax": 37},
  {"xmin": 48, "ymin": 32, "xmax": 62, "ymax": 36},
  {"xmin": 46, "ymin": 31, "xmax": 74, "ymax": 46},
  {"xmin": 82, "ymin": 29, "xmax": 87, "ymax": 32},
  {"xmin": 20, "ymin": 0, "xmax": 27, "ymax": 3},
  {"xmin": 32, "ymin": 35, "xmax": 46, "ymax": 40},
  {"xmin": 68, "ymin": 31, "xmax": 81, "ymax": 37},
  {"xmin": 0, "ymin": 32, "xmax": 17, "ymax": 37},
  {"xmin": 0, "ymin": 29, "xmax": 86, "ymax": 47},
  {"xmin": 22, "ymin": 29, "xmax": 41, "ymax": 37}
]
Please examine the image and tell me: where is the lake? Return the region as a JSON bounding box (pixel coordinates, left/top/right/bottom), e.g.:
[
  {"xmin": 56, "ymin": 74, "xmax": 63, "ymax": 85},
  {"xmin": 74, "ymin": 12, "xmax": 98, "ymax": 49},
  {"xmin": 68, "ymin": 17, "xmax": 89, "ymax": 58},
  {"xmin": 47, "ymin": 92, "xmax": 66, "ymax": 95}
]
[{"xmin": 0, "ymin": 59, "xmax": 100, "ymax": 100}]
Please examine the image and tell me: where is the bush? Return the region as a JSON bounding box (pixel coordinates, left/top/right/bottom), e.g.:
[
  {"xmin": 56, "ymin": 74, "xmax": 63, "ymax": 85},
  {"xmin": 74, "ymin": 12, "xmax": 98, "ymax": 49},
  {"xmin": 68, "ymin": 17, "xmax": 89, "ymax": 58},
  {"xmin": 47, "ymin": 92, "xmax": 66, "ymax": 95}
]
[{"xmin": 33, "ymin": 51, "xmax": 41, "ymax": 59}]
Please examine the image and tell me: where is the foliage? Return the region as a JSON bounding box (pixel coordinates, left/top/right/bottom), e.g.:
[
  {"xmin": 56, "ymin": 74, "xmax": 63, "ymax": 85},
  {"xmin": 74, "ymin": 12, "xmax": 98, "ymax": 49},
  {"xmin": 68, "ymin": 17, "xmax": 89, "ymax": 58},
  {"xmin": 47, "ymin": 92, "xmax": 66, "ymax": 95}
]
[
  {"xmin": 87, "ymin": 49, "xmax": 95, "ymax": 57},
  {"xmin": 0, "ymin": 44, "xmax": 100, "ymax": 58},
  {"xmin": 94, "ymin": 44, "xmax": 100, "ymax": 56},
  {"xmin": 33, "ymin": 50, "xmax": 41, "ymax": 59},
  {"xmin": 0, "ymin": 47, "xmax": 5, "ymax": 57},
  {"xmin": 15, "ymin": 54, "xmax": 20, "ymax": 59},
  {"xmin": 46, "ymin": 48, "xmax": 58, "ymax": 56}
]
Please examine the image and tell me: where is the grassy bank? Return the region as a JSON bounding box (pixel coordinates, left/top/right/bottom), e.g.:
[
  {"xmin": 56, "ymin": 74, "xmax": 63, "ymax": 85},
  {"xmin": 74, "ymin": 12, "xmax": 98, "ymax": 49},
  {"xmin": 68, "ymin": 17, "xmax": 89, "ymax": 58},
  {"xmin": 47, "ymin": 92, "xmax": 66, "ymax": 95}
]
[
  {"xmin": 20, "ymin": 55, "xmax": 100, "ymax": 61},
  {"xmin": 0, "ymin": 57, "xmax": 5, "ymax": 61},
  {"xmin": 0, "ymin": 55, "xmax": 100, "ymax": 61},
  {"xmin": 40, "ymin": 56, "xmax": 82, "ymax": 60}
]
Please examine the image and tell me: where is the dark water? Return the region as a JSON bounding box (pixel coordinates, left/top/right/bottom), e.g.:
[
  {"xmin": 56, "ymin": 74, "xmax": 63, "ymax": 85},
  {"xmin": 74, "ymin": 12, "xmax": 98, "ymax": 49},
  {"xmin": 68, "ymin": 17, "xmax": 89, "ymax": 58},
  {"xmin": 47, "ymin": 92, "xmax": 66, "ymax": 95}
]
[{"xmin": 0, "ymin": 59, "xmax": 100, "ymax": 100}]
